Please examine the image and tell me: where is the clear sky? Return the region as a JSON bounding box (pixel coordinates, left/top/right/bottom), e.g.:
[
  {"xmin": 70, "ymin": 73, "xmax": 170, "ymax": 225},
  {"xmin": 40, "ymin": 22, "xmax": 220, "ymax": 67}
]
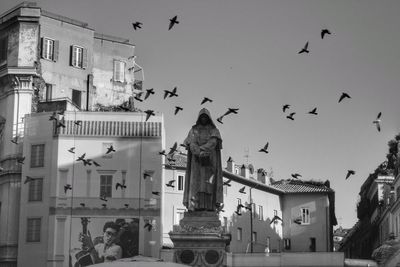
[{"xmin": 2, "ymin": 0, "xmax": 400, "ymax": 229}]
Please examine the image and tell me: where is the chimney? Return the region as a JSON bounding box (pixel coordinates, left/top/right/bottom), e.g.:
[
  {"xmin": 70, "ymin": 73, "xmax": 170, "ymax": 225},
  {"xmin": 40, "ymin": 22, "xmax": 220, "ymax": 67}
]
[
  {"xmin": 241, "ymin": 164, "xmax": 249, "ymax": 178},
  {"xmin": 257, "ymin": 168, "xmax": 266, "ymax": 184},
  {"xmin": 227, "ymin": 157, "xmax": 235, "ymax": 173}
]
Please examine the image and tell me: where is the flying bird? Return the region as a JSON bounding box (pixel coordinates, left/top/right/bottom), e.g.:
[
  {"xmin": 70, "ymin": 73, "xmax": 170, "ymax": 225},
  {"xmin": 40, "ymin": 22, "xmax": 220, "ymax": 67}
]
[
  {"xmin": 92, "ymin": 161, "xmax": 101, "ymax": 167},
  {"xmin": 101, "ymin": 203, "xmax": 107, "ymax": 208},
  {"xmin": 373, "ymin": 112, "xmax": 382, "ymax": 132},
  {"xmin": 291, "ymin": 173, "xmax": 302, "ymax": 179},
  {"xmin": 144, "ymin": 110, "xmax": 155, "ymax": 122},
  {"xmin": 116, "ymin": 182, "xmax": 127, "ymax": 190},
  {"xmin": 134, "ymin": 92, "xmax": 143, "ymax": 102},
  {"xmin": 298, "ymin": 42, "xmax": 309, "ymax": 54},
  {"xmin": 174, "ymin": 106, "xmax": 183, "ymax": 115},
  {"xmin": 80, "ymin": 203, "xmax": 85, "ymax": 207},
  {"xmin": 201, "ymin": 97, "xmax": 213, "ymax": 105},
  {"xmin": 168, "ymin": 142, "xmax": 178, "ymax": 155},
  {"xmin": 308, "ymin": 108, "xmax": 318, "ymax": 115},
  {"xmin": 286, "ymin": 112, "xmax": 295, "ymax": 120},
  {"xmin": 216, "ymin": 203, "xmax": 225, "ymax": 213},
  {"xmin": 223, "ymin": 108, "xmax": 239, "ymax": 116},
  {"xmin": 124, "ymin": 203, "xmax": 129, "ymax": 208},
  {"xmin": 82, "ymin": 159, "xmax": 92, "ymax": 166},
  {"xmin": 338, "ymin": 92, "xmax": 351, "ymax": 103},
  {"xmin": 57, "ymin": 109, "xmax": 65, "ymax": 116},
  {"xmin": 11, "ymin": 137, "xmax": 18, "ymax": 145},
  {"xmin": 168, "ymin": 15, "xmax": 179, "ymax": 30},
  {"xmin": 144, "ymin": 88, "xmax": 155, "ymax": 100},
  {"xmin": 283, "ymin": 104, "xmax": 290, "ymax": 112},
  {"xmin": 159, "ymin": 150, "xmax": 166, "ymax": 156},
  {"xmin": 64, "ymin": 184, "xmax": 72, "ymax": 194},
  {"xmin": 239, "ymin": 186, "xmax": 246, "ymax": 194},
  {"xmin": 56, "ymin": 116, "xmax": 66, "ymax": 129},
  {"xmin": 17, "ymin": 157, "xmax": 25, "ymax": 164},
  {"xmin": 132, "ymin": 21, "xmax": 142, "ymax": 30},
  {"xmin": 164, "ymin": 87, "xmax": 178, "ymax": 99},
  {"xmin": 49, "ymin": 112, "xmax": 57, "ymax": 121},
  {"xmin": 77, "ymin": 153, "xmax": 86, "ymax": 162},
  {"xmin": 68, "ymin": 147, "xmax": 75, "ymax": 154},
  {"xmin": 216, "ymin": 116, "xmax": 224, "ymax": 124},
  {"xmin": 100, "ymin": 193, "xmax": 108, "ymax": 202},
  {"xmin": 270, "ymin": 215, "xmax": 283, "ymax": 224},
  {"xmin": 24, "ymin": 176, "xmax": 37, "ymax": 184},
  {"xmin": 143, "ymin": 170, "xmax": 154, "ymax": 180},
  {"xmin": 166, "ymin": 180, "xmax": 175, "ymax": 188},
  {"xmin": 346, "ymin": 170, "xmax": 356, "ymax": 180},
  {"xmin": 259, "ymin": 142, "xmax": 269, "ymax": 154},
  {"xmin": 144, "ymin": 221, "xmax": 153, "ymax": 231},
  {"xmin": 74, "ymin": 120, "xmax": 82, "ymax": 126},
  {"xmin": 106, "ymin": 145, "xmax": 116, "ymax": 154},
  {"xmin": 223, "ymin": 179, "xmax": 232, "ymax": 187},
  {"xmin": 152, "ymin": 191, "xmax": 160, "ymax": 196},
  {"xmin": 321, "ymin": 29, "xmax": 331, "ymax": 39}
]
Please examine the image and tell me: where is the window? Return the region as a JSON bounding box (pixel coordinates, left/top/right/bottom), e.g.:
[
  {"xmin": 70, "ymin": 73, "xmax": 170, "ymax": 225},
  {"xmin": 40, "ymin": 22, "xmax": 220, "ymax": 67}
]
[
  {"xmin": 31, "ymin": 144, "xmax": 45, "ymax": 168},
  {"xmin": 252, "ymin": 203, "xmax": 256, "ymax": 218},
  {"xmin": 397, "ymin": 187, "xmax": 400, "ymax": 200},
  {"xmin": 274, "ymin": 210, "xmax": 278, "ymax": 216},
  {"xmin": 70, "ymin": 45, "xmax": 87, "ymax": 68},
  {"xmin": 28, "ymin": 178, "xmax": 43, "ymax": 202},
  {"xmin": 45, "ymin": 84, "xmax": 52, "ymax": 101},
  {"xmin": 175, "ymin": 209, "xmax": 185, "ymax": 224},
  {"xmin": 178, "ymin": 175, "xmax": 184, "ymax": 191},
  {"xmin": 252, "ymin": 232, "xmax": 257, "ymax": 243},
  {"xmin": 0, "ymin": 36, "xmax": 7, "ymax": 64},
  {"xmin": 237, "ymin": 198, "xmax": 241, "ymax": 205},
  {"xmin": 309, "ymin": 237, "xmax": 316, "ymax": 252},
  {"xmin": 258, "ymin": 205, "xmax": 263, "ymax": 220},
  {"xmin": 72, "ymin": 89, "xmax": 82, "ymax": 108},
  {"xmin": 237, "ymin": 227, "xmax": 242, "ymax": 241},
  {"xmin": 301, "ymin": 208, "xmax": 310, "ymax": 224},
  {"xmin": 100, "ymin": 175, "xmax": 113, "ymax": 198},
  {"xmin": 113, "ymin": 60, "xmax": 125, "ymax": 82},
  {"xmin": 284, "ymin": 238, "xmax": 291, "ymax": 250},
  {"xmin": 26, "ymin": 218, "xmax": 41, "ymax": 242}
]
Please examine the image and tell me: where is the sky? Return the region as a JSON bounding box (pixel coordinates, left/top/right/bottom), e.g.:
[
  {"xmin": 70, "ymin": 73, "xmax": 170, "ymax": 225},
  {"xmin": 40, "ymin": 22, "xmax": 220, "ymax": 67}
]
[{"xmin": 2, "ymin": 0, "xmax": 400, "ymax": 229}]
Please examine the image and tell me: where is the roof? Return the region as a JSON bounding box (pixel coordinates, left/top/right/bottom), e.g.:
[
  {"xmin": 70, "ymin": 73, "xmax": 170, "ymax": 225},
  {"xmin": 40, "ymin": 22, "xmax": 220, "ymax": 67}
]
[
  {"xmin": 164, "ymin": 153, "xmax": 187, "ymax": 170},
  {"xmin": 271, "ymin": 179, "xmax": 334, "ymax": 194}
]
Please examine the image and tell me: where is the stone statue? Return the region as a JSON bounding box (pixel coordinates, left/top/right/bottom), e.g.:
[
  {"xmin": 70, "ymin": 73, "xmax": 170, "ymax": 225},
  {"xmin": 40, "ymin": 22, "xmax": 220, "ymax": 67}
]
[{"xmin": 183, "ymin": 108, "xmax": 223, "ymax": 212}]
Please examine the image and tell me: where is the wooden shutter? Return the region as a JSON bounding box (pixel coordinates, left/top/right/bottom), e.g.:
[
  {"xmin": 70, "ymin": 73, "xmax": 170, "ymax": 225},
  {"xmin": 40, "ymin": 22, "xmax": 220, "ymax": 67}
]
[
  {"xmin": 82, "ymin": 48, "xmax": 88, "ymax": 69},
  {"xmin": 53, "ymin": 40, "xmax": 59, "ymax": 62},
  {"xmin": 40, "ymin": 37, "xmax": 45, "ymax": 58},
  {"xmin": 70, "ymin": 45, "xmax": 74, "ymax": 66}
]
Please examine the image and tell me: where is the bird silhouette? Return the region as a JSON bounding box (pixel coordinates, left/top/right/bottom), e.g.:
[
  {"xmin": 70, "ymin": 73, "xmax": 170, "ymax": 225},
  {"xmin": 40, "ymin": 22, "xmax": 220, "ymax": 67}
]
[
  {"xmin": 143, "ymin": 170, "xmax": 154, "ymax": 180},
  {"xmin": 216, "ymin": 203, "xmax": 225, "ymax": 213},
  {"xmin": 132, "ymin": 21, "xmax": 142, "ymax": 30},
  {"xmin": 49, "ymin": 112, "xmax": 57, "ymax": 121},
  {"xmin": 164, "ymin": 87, "xmax": 178, "ymax": 99},
  {"xmin": 373, "ymin": 112, "xmax": 382, "ymax": 132},
  {"xmin": 223, "ymin": 179, "xmax": 232, "ymax": 187},
  {"xmin": 56, "ymin": 116, "xmax": 66, "ymax": 129},
  {"xmin": 64, "ymin": 184, "xmax": 72, "ymax": 194},
  {"xmin": 298, "ymin": 42, "xmax": 309, "ymax": 54},
  {"xmin": 239, "ymin": 186, "xmax": 246, "ymax": 194},
  {"xmin": 159, "ymin": 150, "xmax": 167, "ymax": 156},
  {"xmin": 270, "ymin": 215, "xmax": 283, "ymax": 225},
  {"xmin": 82, "ymin": 159, "xmax": 92, "ymax": 166},
  {"xmin": 321, "ymin": 29, "xmax": 331, "ymax": 39},
  {"xmin": 100, "ymin": 193, "xmax": 108, "ymax": 202},
  {"xmin": 259, "ymin": 142, "xmax": 269, "ymax": 154},
  {"xmin": 168, "ymin": 15, "xmax": 179, "ymax": 30},
  {"xmin": 223, "ymin": 108, "xmax": 239, "ymax": 116},
  {"xmin": 134, "ymin": 92, "xmax": 143, "ymax": 102},
  {"xmin": 291, "ymin": 173, "xmax": 302, "ymax": 179},
  {"xmin": 308, "ymin": 108, "xmax": 318, "ymax": 115},
  {"xmin": 201, "ymin": 97, "xmax": 213, "ymax": 105},
  {"xmin": 106, "ymin": 145, "xmax": 116, "ymax": 154},
  {"xmin": 144, "ymin": 110, "xmax": 155, "ymax": 122},
  {"xmin": 338, "ymin": 92, "xmax": 351, "ymax": 103},
  {"xmin": 168, "ymin": 142, "xmax": 178, "ymax": 155},
  {"xmin": 216, "ymin": 116, "xmax": 224, "ymax": 124},
  {"xmin": 174, "ymin": 106, "xmax": 183, "ymax": 115},
  {"xmin": 57, "ymin": 109, "xmax": 65, "ymax": 116},
  {"xmin": 115, "ymin": 182, "xmax": 127, "ymax": 190},
  {"xmin": 144, "ymin": 88, "xmax": 155, "ymax": 100},
  {"xmin": 286, "ymin": 112, "xmax": 295, "ymax": 120},
  {"xmin": 101, "ymin": 203, "xmax": 107, "ymax": 208},
  {"xmin": 144, "ymin": 221, "xmax": 153, "ymax": 231},
  {"xmin": 74, "ymin": 120, "xmax": 82, "ymax": 126},
  {"xmin": 244, "ymin": 204, "xmax": 252, "ymax": 211},
  {"xmin": 346, "ymin": 170, "xmax": 356, "ymax": 180},
  {"xmin": 152, "ymin": 191, "xmax": 160, "ymax": 196},
  {"xmin": 17, "ymin": 157, "xmax": 25, "ymax": 164},
  {"xmin": 68, "ymin": 147, "xmax": 75, "ymax": 154},
  {"xmin": 76, "ymin": 153, "xmax": 86, "ymax": 162},
  {"xmin": 24, "ymin": 176, "xmax": 37, "ymax": 184},
  {"xmin": 124, "ymin": 203, "xmax": 129, "ymax": 208},
  {"xmin": 166, "ymin": 180, "xmax": 175, "ymax": 188},
  {"xmin": 11, "ymin": 136, "xmax": 18, "ymax": 145},
  {"xmin": 92, "ymin": 161, "xmax": 101, "ymax": 167},
  {"xmin": 79, "ymin": 203, "xmax": 85, "ymax": 207},
  {"xmin": 283, "ymin": 104, "xmax": 290, "ymax": 112}
]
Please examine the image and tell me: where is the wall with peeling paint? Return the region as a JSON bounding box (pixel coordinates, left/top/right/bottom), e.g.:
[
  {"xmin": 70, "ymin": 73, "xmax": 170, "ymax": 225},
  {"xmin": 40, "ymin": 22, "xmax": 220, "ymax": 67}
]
[{"xmin": 18, "ymin": 23, "xmax": 38, "ymax": 67}]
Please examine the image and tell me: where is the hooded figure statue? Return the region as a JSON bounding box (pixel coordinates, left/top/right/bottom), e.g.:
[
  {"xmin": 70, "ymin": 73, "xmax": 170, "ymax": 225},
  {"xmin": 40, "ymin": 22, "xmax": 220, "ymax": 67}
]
[{"xmin": 183, "ymin": 108, "xmax": 223, "ymax": 211}]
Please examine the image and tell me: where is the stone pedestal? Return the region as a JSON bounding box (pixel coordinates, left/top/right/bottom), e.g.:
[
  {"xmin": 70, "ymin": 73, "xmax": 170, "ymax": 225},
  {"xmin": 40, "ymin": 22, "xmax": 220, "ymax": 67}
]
[{"xmin": 169, "ymin": 211, "xmax": 231, "ymax": 267}]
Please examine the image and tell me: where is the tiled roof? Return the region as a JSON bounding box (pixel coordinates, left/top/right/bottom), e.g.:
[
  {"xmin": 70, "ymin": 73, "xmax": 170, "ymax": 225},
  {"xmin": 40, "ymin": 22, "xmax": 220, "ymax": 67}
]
[
  {"xmin": 271, "ymin": 179, "xmax": 334, "ymax": 193},
  {"xmin": 165, "ymin": 153, "xmax": 187, "ymax": 169}
]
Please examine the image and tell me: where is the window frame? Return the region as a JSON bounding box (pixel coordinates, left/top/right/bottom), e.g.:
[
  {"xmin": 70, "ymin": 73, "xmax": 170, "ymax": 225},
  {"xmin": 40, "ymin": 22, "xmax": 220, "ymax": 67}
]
[
  {"xmin": 237, "ymin": 227, "xmax": 242, "ymax": 241},
  {"xmin": 43, "ymin": 38, "xmax": 54, "ymax": 61},
  {"xmin": 71, "ymin": 45, "xmax": 84, "ymax": 68},
  {"xmin": 100, "ymin": 175, "xmax": 113, "ymax": 198},
  {"xmin": 300, "ymin": 207, "xmax": 310, "ymax": 225},
  {"xmin": 26, "ymin": 217, "xmax": 41, "ymax": 242},
  {"xmin": 71, "ymin": 89, "xmax": 82, "ymax": 108},
  {"xmin": 28, "ymin": 178, "xmax": 43, "ymax": 202},
  {"xmin": 30, "ymin": 144, "xmax": 45, "ymax": 168},
  {"xmin": 177, "ymin": 175, "xmax": 184, "ymax": 191},
  {"xmin": 258, "ymin": 205, "xmax": 263, "ymax": 221},
  {"xmin": 113, "ymin": 60, "xmax": 126, "ymax": 82}
]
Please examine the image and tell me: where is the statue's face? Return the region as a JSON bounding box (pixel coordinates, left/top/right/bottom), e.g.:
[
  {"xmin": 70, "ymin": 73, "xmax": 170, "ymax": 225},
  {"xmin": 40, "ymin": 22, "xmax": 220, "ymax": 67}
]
[{"xmin": 199, "ymin": 114, "xmax": 210, "ymax": 125}]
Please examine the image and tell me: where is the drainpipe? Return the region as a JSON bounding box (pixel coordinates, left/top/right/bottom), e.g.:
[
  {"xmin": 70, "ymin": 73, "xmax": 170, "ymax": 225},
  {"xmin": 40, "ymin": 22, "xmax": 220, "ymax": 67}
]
[{"xmin": 86, "ymin": 74, "xmax": 93, "ymax": 111}]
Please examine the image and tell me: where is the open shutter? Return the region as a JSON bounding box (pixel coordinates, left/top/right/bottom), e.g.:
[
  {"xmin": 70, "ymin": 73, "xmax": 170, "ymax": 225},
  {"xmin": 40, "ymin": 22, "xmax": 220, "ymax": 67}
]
[
  {"xmin": 53, "ymin": 40, "xmax": 59, "ymax": 62},
  {"xmin": 40, "ymin": 37, "xmax": 45, "ymax": 58},
  {"xmin": 82, "ymin": 48, "xmax": 88, "ymax": 69},
  {"xmin": 70, "ymin": 45, "xmax": 74, "ymax": 66}
]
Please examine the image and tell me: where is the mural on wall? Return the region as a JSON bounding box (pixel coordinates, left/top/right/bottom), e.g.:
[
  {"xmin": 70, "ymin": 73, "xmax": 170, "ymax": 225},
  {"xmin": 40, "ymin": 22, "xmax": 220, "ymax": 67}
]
[{"xmin": 69, "ymin": 217, "xmax": 139, "ymax": 266}]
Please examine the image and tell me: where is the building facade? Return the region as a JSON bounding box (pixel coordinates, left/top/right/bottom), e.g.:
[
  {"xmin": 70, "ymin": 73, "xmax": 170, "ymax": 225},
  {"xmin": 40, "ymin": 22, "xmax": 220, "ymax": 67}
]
[{"xmin": 0, "ymin": 2, "xmax": 143, "ymax": 266}]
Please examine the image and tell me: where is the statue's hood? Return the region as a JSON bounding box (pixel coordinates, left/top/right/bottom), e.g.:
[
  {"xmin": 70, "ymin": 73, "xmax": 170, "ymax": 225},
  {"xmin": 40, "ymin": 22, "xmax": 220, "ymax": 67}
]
[{"xmin": 195, "ymin": 108, "xmax": 216, "ymax": 128}]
